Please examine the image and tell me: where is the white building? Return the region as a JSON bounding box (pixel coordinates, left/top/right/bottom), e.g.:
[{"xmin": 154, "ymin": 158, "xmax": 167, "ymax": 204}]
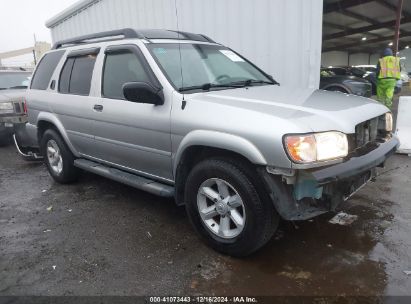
[{"xmin": 46, "ymin": 0, "xmax": 323, "ymax": 89}]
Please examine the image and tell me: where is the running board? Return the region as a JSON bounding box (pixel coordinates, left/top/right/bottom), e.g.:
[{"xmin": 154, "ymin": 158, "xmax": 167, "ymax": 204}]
[{"xmin": 74, "ymin": 159, "xmax": 174, "ymax": 198}]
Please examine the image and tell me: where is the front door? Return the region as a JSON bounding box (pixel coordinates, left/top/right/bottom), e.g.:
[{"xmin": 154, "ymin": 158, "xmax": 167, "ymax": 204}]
[{"xmin": 92, "ymin": 44, "xmax": 173, "ymax": 181}]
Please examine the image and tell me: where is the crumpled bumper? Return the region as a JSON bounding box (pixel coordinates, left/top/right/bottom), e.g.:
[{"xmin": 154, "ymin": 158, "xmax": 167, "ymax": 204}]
[
  {"xmin": 259, "ymin": 136, "xmax": 399, "ymax": 221},
  {"xmin": 311, "ymin": 136, "xmax": 399, "ymax": 184}
]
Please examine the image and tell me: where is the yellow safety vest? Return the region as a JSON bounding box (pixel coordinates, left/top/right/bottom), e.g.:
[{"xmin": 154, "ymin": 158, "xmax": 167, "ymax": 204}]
[{"xmin": 379, "ymin": 56, "xmax": 401, "ymax": 79}]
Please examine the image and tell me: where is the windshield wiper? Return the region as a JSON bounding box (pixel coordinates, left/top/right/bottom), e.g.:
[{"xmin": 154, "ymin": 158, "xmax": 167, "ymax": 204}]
[
  {"xmin": 231, "ymin": 79, "xmax": 278, "ymax": 87},
  {"xmin": 178, "ymin": 78, "xmax": 279, "ymax": 93},
  {"xmin": 6, "ymin": 86, "xmax": 28, "ymax": 90},
  {"xmin": 179, "ymin": 83, "xmax": 243, "ymax": 92}
]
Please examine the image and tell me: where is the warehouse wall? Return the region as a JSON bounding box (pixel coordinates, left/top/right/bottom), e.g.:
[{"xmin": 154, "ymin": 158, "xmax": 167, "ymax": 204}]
[
  {"xmin": 321, "ymin": 51, "xmax": 348, "ymax": 67},
  {"xmin": 349, "ymin": 53, "xmax": 370, "ymax": 66},
  {"xmin": 322, "ymin": 51, "xmax": 380, "ymax": 67},
  {"xmin": 47, "ymin": 0, "xmax": 323, "ymax": 89},
  {"xmin": 370, "ymin": 54, "xmax": 381, "ymax": 66}
]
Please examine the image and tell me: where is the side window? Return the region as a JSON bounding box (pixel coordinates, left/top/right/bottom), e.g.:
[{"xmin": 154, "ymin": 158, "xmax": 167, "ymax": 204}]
[
  {"xmin": 102, "ymin": 51, "xmax": 150, "ymax": 100},
  {"xmin": 59, "ymin": 58, "xmax": 74, "ymax": 94},
  {"xmin": 31, "ymin": 51, "xmax": 65, "ymax": 90},
  {"xmin": 58, "ymin": 54, "xmax": 97, "ymax": 96}
]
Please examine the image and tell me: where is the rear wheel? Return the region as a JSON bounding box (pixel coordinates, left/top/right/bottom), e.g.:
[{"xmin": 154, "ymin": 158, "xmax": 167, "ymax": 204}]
[
  {"xmin": 40, "ymin": 129, "xmax": 79, "ymax": 183},
  {"xmin": 185, "ymin": 158, "xmax": 279, "ymax": 257}
]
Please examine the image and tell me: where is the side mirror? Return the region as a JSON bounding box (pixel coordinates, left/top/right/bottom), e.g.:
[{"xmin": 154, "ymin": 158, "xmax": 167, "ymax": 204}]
[{"xmin": 123, "ymin": 82, "xmax": 164, "ymax": 105}]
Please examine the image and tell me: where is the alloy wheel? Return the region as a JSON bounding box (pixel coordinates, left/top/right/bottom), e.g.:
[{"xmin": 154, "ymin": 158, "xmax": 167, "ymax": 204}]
[{"xmin": 197, "ymin": 178, "xmax": 246, "ymax": 239}]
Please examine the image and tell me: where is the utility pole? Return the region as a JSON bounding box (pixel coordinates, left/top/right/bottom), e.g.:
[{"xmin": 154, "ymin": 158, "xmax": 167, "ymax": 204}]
[
  {"xmin": 394, "ymin": 0, "xmax": 404, "ymax": 54},
  {"xmin": 33, "ymin": 33, "xmax": 37, "ymax": 66},
  {"xmin": 32, "ymin": 49, "xmax": 37, "ymax": 65}
]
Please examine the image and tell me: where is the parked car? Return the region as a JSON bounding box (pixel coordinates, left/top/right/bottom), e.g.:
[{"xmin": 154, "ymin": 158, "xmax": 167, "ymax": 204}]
[
  {"xmin": 0, "ymin": 69, "xmax": 31, "ymax": 145},
  {"xmin": 354, "ymin": 65, "xmax": 377, "ymax": 74},
  {"xmin": 320, "ymin": 67, "xmax": 373, "ymax": 97},
  {"xmin": 18, "ymin": 29, "xmax": 398, "ymax": 256}
]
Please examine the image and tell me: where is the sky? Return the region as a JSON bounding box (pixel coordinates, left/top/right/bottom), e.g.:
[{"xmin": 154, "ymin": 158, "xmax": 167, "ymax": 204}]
[{"xmin": 0, "ymin": 0, "xmax": 79, "ymax": 66}]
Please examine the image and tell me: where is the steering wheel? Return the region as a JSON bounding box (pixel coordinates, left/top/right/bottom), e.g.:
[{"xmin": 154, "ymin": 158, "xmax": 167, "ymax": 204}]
[{"xmin": 214, "ymin": 74, "xmax": 231, "ymax": 83}]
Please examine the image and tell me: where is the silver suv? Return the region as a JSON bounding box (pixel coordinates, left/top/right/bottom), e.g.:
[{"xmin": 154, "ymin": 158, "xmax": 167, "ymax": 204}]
[{"xmin": 23, "ymin": 29, "xmax": 399, "ymax": 256}]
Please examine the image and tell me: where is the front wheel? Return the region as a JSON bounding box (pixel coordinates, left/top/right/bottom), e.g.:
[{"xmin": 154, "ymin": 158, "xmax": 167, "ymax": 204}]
[
  {"xmin": 40, "ymin": 129, "xmax": 79, "ymax": 184},
  {"xmin": 185, "ymin": 158, "xmax": 279, "ymax": 257}
]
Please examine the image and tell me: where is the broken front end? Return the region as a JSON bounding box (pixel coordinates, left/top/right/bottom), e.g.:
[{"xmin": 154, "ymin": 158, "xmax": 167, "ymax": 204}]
[{"xmin": 260, "ymin": 114, "xmax": 399, "ymax": 221}]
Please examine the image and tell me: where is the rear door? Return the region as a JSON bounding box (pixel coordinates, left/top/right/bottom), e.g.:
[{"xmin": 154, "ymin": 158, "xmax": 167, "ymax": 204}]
[
  {"xmin": 50, "ymin": 48, "xmax": 100, "ymax": 156},
  {"xmin": 92, "ymin": 44, "xmax": 173, "ymax": 181}
]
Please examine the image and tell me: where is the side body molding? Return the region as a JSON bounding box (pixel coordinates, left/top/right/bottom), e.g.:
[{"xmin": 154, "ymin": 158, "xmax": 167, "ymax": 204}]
[
  {"xmin": 173, "ymin": 130, "xmax": 267, "ymax": 176},
  {"xmin": 36, "ymin": 112, "xmax": 81, "ymax": 158}
]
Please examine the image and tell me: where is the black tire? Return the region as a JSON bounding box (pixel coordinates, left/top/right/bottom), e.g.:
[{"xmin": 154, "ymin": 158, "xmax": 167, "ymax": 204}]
[
  {"xmin": 40, "ymin": 129, "xmax": 79, "ymax": 184},
  {"xmin": 185, "ymin": 158, "xmax": 279, "ymax": 257}
]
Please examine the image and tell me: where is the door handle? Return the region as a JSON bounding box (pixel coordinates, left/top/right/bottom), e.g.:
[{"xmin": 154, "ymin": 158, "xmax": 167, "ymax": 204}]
[{"xmin": 93, "ymin": 104, "xmax": 103, "ymax": 112}]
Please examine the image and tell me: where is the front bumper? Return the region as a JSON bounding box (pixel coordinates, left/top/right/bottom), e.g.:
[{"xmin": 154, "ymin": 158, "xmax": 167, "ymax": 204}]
[
  {"xmin": 311, "ymin": 136, "xmax": 399, "ymax": 184},
  {"xmin": 260, "ymin": 136, "xmax": 399, "ymax": 221}
]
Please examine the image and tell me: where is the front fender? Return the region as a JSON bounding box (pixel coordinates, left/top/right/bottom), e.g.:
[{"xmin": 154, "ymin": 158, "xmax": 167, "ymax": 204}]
[
  {"xmin": 173, "ymin": 130, "xmax": 267, "ymax": 176},
  {"xmin": 37, "ymin": 112, "xmax": 80, "ymax": 157}
]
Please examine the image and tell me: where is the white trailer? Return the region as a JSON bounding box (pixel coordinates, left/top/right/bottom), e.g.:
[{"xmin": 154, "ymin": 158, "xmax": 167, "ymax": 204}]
[{"xmin": 46, "ymin": 0, "xmax": 323, "ymax": 89}]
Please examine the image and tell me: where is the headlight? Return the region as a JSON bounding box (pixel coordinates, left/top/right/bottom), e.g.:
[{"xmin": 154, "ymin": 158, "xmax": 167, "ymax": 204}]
[
  {"xmin": 284, "ymin": 131, "xmax": 348, "ymax": 163},
  {"xmin": 0, "ymin": 102, "xmax": 14, "ymax": 114},
  {"xmin": 385, "ymin": 112, "xmax": 393, "ymax": 132}
]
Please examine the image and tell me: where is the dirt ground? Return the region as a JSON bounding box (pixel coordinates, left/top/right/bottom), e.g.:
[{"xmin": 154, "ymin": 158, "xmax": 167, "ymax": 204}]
[{"xmin": 1, "ymin": 91, "xmax": 411, "ymax": 300}]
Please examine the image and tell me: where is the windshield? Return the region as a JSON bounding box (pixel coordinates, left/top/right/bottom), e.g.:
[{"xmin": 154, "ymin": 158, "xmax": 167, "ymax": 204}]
[
  {"xmin": 350, "ymin": 67, "xmax": 366, "ymax": 77},
  {"xmin": 0, "ymin": 72, "xmax": 31, "ymax": 90},
  {"xmin": 148, "ymin": 43, "xmax": 274, "ymax": 92}
]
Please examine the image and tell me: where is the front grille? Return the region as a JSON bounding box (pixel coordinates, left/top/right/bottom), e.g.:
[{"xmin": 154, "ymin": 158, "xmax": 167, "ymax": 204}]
[
  {"xmin": 347, "ymin": 114, "xmax": 390, "ymax": 157},
  {"xmin": 355, "ymin": 116, "xmax": 379, "ymax": 147}
]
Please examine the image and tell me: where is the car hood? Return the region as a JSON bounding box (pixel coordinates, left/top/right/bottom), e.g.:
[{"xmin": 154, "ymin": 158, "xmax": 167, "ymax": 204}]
[
  {"xmin": 186, "ymin": 85, "xmax": 388, "ymax": 134},
  {"xmin": 0, "ymin": 89, "xmax": 26, "ymax": 102}
]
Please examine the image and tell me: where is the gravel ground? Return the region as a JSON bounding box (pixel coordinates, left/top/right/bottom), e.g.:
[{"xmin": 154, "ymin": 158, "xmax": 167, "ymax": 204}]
[{"xmin": 1, "ymin": 143, "xmax": 411, "ymax": 298}]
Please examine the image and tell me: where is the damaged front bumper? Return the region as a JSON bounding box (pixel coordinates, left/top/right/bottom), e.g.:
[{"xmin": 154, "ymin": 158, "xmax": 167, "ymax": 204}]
[{"xmin": 260, "ymin": 136, "xmax": 400, "ymax": 221}]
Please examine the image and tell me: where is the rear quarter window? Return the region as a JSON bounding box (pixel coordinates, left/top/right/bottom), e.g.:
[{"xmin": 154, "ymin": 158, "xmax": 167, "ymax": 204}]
[{"xmin": 31, "ymin": 51, "xmax": 65, "ymax": 90}]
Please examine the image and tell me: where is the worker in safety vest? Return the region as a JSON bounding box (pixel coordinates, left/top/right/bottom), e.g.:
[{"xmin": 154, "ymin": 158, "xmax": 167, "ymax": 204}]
[{"xmin": 376, "ymin": 48, "xmax": 401, "ymax": 109}]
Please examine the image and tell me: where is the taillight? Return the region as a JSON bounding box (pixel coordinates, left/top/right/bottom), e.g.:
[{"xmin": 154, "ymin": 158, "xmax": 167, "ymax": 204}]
[{"xmin": 23, "ymin": 98, "xmax": 27, "ymax": 114}]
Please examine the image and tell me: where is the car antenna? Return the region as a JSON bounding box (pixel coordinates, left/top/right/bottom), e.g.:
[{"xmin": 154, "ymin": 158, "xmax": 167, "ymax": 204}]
[{"xmin": 174, "ymin": 0, "xmax": 187, "ymax": 110}]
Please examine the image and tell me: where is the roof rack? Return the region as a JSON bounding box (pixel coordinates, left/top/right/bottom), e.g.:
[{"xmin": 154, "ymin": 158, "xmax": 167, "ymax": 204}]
[
  {"xmin": 52, "ymin": 28, "xmax": 216, "ymax": 49},
  {"xmin": 52, "ymin": 28, "xmax": 143, "ymax": 49}
]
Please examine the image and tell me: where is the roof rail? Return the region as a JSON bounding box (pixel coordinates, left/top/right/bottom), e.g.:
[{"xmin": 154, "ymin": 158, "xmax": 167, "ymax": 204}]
[
  {"xmin": 52, "ymin": 28, "xmax": 143, "ymax": 49},
  {"xmin": 52, "ymin": 28, "xmax": 217, "ymax": 50},
  {"xmin": 169, "ymin": 30, "xmax": 216, "ymax": 43}
]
